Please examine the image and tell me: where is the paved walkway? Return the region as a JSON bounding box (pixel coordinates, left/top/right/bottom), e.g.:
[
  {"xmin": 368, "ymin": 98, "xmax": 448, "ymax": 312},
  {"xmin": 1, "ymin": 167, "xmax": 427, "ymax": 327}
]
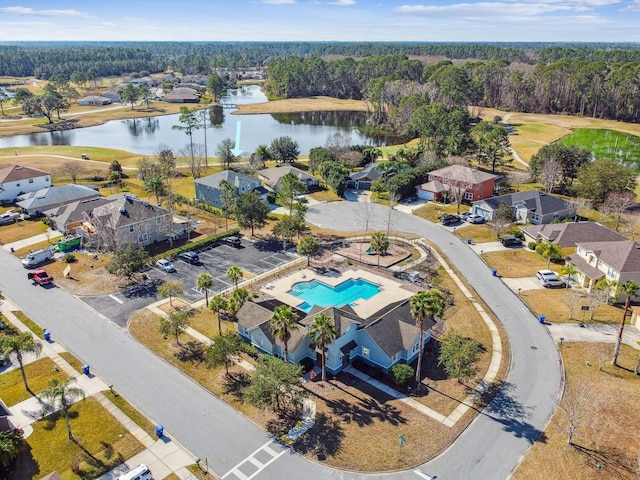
[
  {"xmin": 2, "ymin": 229, "xmax": 62, "ymax": 252},
  {"xmin": 547, "ymin": 321, "xmax": 640, "ymax": 350},
  {"xmin": 0, "ymin": 301, "xmax": 197, "ymax": 480}
]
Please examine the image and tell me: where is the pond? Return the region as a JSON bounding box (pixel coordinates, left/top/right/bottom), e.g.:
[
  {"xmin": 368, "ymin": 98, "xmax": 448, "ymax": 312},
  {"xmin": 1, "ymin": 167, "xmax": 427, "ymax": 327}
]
[{"xmin": 0, "ymin": 85, "xmax": 407, "ymax": 155}]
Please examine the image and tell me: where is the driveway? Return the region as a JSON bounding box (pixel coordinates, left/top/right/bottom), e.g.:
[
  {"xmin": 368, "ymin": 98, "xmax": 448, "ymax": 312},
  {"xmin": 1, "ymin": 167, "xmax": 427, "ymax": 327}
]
[{"xmin": 81, "ymin": 237, "xmax": 296, "ymax": 326}]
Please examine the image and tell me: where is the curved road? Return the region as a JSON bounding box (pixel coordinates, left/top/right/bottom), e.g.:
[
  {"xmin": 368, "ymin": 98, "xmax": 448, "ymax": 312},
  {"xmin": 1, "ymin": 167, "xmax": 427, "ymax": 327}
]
[{"xmin": 0, "ymin": 201, "xmax": 562, "ymax": 480}]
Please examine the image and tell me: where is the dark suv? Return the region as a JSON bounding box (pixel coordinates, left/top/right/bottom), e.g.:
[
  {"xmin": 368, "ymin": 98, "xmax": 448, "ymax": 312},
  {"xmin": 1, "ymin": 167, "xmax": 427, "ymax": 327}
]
[
  {"xmin": 178, "ymin": 251, "xmax": 200, "ymax": 264},
  {"xmin": 501, "ymin": 235, "xmax": 523, "ymax": 247},
  {"xmin": 224, "ymin": 236, "xmax": 242, "ymax": 248},
  {"xmin": 440, "ymin": 214, "xmax": 460, "ymax": 226}
]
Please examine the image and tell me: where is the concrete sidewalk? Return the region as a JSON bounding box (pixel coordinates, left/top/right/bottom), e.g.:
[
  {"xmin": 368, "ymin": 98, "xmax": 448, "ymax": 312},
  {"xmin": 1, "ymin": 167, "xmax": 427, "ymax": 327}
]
[
  {"xmin": 547, "ymin": 321, "xmax": 640, "ymax": 350},
  {"xmin": 2, "ymin": 229, "xmax": 62, "ymax": 252},
  {"xmin": 0, "ymin": 300, "xmax": 198, "ymax": 480}
]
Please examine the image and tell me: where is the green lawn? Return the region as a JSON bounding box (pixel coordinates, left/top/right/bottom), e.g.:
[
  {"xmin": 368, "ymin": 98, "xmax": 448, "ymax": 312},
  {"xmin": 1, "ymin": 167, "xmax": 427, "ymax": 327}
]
[
  {"xmin": 0, "ymin": 357, "xmax": 67, "ymax": 406},
  {"xmin": 558, "ymin": 128, "xmax": 640, "ymax": 170}
]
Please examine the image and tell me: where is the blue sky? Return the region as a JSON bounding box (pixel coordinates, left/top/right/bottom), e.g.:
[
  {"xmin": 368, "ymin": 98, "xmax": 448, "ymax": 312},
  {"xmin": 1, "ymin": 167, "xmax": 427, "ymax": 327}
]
[{"xmin": 0, "ymin": 0, "xmax": 638, "ymax": 42}]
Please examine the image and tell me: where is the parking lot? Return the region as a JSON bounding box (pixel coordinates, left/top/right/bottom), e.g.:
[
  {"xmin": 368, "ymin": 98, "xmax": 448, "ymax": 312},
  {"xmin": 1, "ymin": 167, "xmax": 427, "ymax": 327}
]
[{"xmin": 82, "ymin": 237, "xmax": 298, "ymax": 327}]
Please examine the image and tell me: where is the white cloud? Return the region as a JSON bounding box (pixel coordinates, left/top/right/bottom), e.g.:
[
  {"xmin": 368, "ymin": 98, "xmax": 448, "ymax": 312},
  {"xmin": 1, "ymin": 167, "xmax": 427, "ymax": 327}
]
[
  {"xmin": 0, "ymin": 6, "xmax": 92, "ymax": 18},
  {"xmin": 328, "ymin": 0, "xmax": 356, "ymax": 5},
  {"xmin": 395, "ymin": 2, "xmax": 573, "ymax": 19},
  {"xmin": 620, "ymin": 0, "xmax": 640, "ymax": 10},
  {"xmin": 122, "ymin": 16, "xmax": 148, "ymax": 23},
  {"xmin": 261, "ymin": 0, "xmax": 296, "ymax": 4}
]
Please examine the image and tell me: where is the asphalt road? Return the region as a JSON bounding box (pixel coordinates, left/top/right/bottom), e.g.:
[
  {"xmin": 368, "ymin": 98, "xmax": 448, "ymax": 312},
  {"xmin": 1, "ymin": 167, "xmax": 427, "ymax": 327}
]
[{"xmin": 0, "ymin": 201, "xmax": 562, "ymax": 480}]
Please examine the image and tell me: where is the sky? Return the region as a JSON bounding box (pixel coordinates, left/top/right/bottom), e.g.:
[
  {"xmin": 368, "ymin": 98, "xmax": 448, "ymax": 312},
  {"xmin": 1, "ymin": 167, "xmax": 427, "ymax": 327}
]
[{"xmin": 0, "ymin": 0, "xmax": 638, "ymax": 43}]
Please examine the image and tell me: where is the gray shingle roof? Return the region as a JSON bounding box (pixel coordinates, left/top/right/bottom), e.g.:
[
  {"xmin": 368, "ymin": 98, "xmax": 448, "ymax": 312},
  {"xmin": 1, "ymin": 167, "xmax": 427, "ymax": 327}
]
[
  {"xmin": 91, "ymin": 195, "xmax": 171, "ymax": 228},
  {"xmin": 349, "ymin": 163, "xmax": 384, "ymax": 182},
  {"xmin": 17, "ymin": 185, "xmax": 99, "ymax": 211},
  {"xmin": 479, "ymin": 190, "xmax": 573, "ymax": 216},
  {"xmin": 195, "ymin": 170, "xmax": 259, "ymax": 190},
  {"xmin": 429, "ymin": 165, "xmax": 498, "ymax": 185},
  {"xmin": 43, "ymin": 197, "xmax": 114, "ymax": 229},
  {"xmin": 258, "ymin": 166, "xmax": 319, "ymax": 189},
  {"xmin": 520, "ymin": 222, "xmax": 628, "ymax": 248},
  {"xmin": 576, "ymin": 240, "xmax": 640, "ymax": 273}
]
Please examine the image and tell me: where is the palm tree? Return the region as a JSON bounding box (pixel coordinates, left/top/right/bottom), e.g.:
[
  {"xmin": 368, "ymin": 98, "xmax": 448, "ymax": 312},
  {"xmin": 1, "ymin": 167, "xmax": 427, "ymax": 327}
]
[
  {"xmin": 0, "ymin": 332, "xmax": 43, "ymax": 394},
  {"xmin": 209, "ymin": 295, "xmax": 228, "ymax": 335},
  {"xmin": 308, "ymin": 313, "xmax": 337, "ymax": 381},
  {"xmin": 612, "ymin": 280, "xmax": 639, "ymax": 366},
  {"xmin": 410, "ymin": 290, "xmax": 446, "ymax": 382},
  {"xmin": 226, "ymin": 265, "xmax": 243, "ymax": 291},
  {"xmin": 0, "ymin": 429, "xmax": 22, "ymax": 467},
  {"xmin": 41, "ymin": 377, "xmax": 85, "ymax": 441},
  {"xmin": 595, "ymin": 278, "xmax": 619, "ymax": 305},
  {"xmin": 560, "ymin": 263, "xmax": 578, "ymax": 289},
  {"xmin": 143, "ymin": 175, "xmax": 169, "ymax": 205},
  {"xmin": 196, "ymin": 273, "xmax": 214, "ymax": 308},
  {"xmin": 536, "ymin": 240, "xmax": 563, "ymax": 268},
  {"xmin": 270, "ymin": 305, "xmax": 298, "ymax": 363},
  {"xmin": 370, "ymin": 232, "xmax": 390, "ymax": 268}
]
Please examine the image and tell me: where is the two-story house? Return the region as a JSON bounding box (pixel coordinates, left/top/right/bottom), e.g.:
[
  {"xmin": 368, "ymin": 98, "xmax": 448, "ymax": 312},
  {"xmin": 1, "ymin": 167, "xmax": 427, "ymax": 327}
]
[
  {"xmin": 0, "ymin": 165, "xmax": 51, "ymax": 203},
  {"xmin": 416, "ymin": 165, "xmax": 497, "ymax": 203},
  {"xmin": 566, "ymin": 240, "xmax": 640, "ymax": 294},
  {"xmin": 472, "ymin": 190, "xmax": 575, "ymax": 224},
  {"xmin": 195, "ymin": 171, "xmax": 267, "ymax": 208},
  {"xmin": 85, "ymin": 195, "xmax": 175, "ymax": 251}
]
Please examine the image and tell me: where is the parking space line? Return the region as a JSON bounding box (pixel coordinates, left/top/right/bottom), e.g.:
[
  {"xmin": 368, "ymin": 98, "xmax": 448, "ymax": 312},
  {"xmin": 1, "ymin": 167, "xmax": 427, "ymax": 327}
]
[{"xmin": 108, "ymin": 294, "xmax": 124, "ymax": 304}]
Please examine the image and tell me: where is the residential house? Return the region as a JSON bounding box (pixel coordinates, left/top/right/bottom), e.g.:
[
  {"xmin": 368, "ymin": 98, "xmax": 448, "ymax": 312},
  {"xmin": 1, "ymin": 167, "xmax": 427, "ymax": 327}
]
[
  {"xmin": 0, "ymin": 165, "xmax": 51, "ymax": 203},
  {"xmin": 258, "ymin": 166, "xmax": 320, "ymax": 193},
  {"xmin": 520, "ymin": 222, "xmax": 628, "ymax": 249},
  {"xmin": 0, "ymin": 399, "xmax": 14, "ymax": 431},
  {"xmin": 566, "ymin": 240, "xmax": 640, "ymax": 293},
  {"xmin": 416, "ymin": 165, "xmax": 497, "ymax": 203},
  {"xmin": 16, "ymin": 184, "xmax": 100, "ymax": 216},
  {"xmin": 43, "ymin": 197, "xmax": 114, "ymax": 234},
  {"xmin": 163, "ymin": 87, "xmax": 200, "ymax": 103},
  {"xmin": 347, "ymin": 163, "xmax": 384, "ymax": 190},
  {"xmin": 85, "ymin": 195, "xmax": 174, "ymax": 250},
  {"xmin": 195, "ymin": 170, "xmax": 267, "ymax": 208},
  {"xmin": 77, "ymin": 95, "xmax": 112, "ymax": 106},
  {"xmin": 101, "ymin": 89, "xmax": 121, "ymax": 103},
  {"xmin": 237, "ymin": 298, "xmax": 434, "ymax": 375},
  {"xmin": 472, "ymin": 190, "xmax": 575, "ymax": 224}
]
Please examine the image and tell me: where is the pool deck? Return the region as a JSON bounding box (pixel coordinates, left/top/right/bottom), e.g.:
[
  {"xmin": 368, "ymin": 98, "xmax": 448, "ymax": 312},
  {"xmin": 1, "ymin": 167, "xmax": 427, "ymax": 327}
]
[{"xmin": 262, "ymin": 268, "xmax": 413, "ymax": 319}]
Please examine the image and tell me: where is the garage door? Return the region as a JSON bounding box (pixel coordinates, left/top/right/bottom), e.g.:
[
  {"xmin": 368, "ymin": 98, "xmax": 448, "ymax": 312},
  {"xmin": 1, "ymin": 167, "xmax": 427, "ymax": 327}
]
[{"xmin": 417, "ymin": 189, "xmax": 434, "ymax": 200}]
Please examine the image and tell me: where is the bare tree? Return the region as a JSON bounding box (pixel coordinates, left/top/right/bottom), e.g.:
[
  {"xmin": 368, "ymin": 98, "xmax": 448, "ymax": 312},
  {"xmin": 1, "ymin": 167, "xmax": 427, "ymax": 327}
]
[
  {"xmin": 326, "ymin": 133, "xmax": 351, "ymax": 160},
  {"xmin": 60, "ymin": 162, "xmax": 85, "ymax": 184},
  {"xmin": 569, "ymin": 197, "xmax": 592, "ymax": 221},
  {"xmin": 507, "ymin": 171, "xmax": 530, "ymax": 193},
  {"xmin": 623, "ymin": 213, "xmax": 640, "ymax": 240},
  {"xmin": 445, "ymin": 166, "xmax": 479, "ymax": 214},
  {"xmin": 563, "ymin": 290, "xmax": 584, "ymax": 320},
  {"xmin": 489, "ymin": 217, "xmax": 512, "ymax": 239},
  {"xmin": 601, "ymin": 191, "xmax": 636, "ymax": 231},
  {"xmin": 541, "ymin": 159, "xmax": 562, "ymax": 194},
  {"xmin": 183, "ymin": 143, "xmax": 205, "ymax": 179},
  {"xmin": 587, "ymin": 288, "xmax": 606, "ymax": 321},
  {"xmin": 340, "ymin": 150, "xmax": 365, "ymax": 168},
  {"xmin": 558, "ymin": 381, "xmax": 596, "ymax": 445}
]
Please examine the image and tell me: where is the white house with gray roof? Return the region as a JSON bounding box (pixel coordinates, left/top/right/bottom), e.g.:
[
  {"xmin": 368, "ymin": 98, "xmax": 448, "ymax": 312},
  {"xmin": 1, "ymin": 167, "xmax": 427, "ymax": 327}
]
[
  {"xmin": 195, "ymin": 170, "xmax": 267, "ymax": 208},
  {"xmin": 472, "ymin": 190, "xmax": 575, "ymax": 224},
  {"xmin": 16, "ymin": 184, "xmax": 100, "ymax": 216},
  {"xmin": 0, "ymin": 165, "xmax": 51, "ymax": 203}
]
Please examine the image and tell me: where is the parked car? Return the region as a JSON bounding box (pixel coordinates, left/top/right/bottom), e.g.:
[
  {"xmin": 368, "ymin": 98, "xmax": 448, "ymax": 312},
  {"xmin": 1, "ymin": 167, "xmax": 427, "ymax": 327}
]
[
  {"xmin": 0, "ymin": 210, "xmax": 20, "ymax": 226},
  {"xmin": 178, "ymin": 251, "xmax": 199, "ymax": 264},
  {"xmin": 224, "ymin": 236, "xmax": 242, "ymax": 247},
  {"xmin": 536, "ymin": 269, "xmax": 566, "ymax": 287},
  {"xmin": 500, "ymin": 235, "xmax": 523, "ymax": 247},
  {"xmin": 156, "ymin": 259, "xmax": 176, "ymax": 273},
  {"xmin": 466, "ymin": 214, "xmax": 485, "ymax": 224},
  {"xmin": 81, "ymin": 153, "xmax": 90, "ymax": 160},
  {"xmin": 459, "ymin": 212, "xmax": 472, "ymax": 221},
  {"xmin": 440, "ymin": 214, "xmax": 460, "ymax": 226},
  {"xmin": 27, "ymin": 269, "xmax": 54, "ymax": 286}
]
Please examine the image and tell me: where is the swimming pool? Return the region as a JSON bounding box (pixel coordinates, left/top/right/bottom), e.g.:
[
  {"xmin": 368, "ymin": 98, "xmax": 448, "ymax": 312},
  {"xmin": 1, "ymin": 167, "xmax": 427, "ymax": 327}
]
[{"xmin": 288, "ymin": 278, "xmax": 381, "ymax": 313}]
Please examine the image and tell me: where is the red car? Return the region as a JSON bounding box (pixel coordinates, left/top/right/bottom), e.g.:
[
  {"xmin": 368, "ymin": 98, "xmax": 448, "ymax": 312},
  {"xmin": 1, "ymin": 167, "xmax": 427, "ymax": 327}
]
[{"xmin": 28, "ymin": 269, "xmax": 54, "ymax": 285}]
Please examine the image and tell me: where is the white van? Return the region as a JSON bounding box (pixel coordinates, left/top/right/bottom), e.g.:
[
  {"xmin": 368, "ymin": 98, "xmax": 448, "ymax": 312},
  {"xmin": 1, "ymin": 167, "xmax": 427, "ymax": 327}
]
[
  {"xmin": 21, "ymin": 249, "xmax": 54, "ymax": 268},
  {"xmin": 117, "ymin": 464, "xmax": 153, "ymax": 480}
]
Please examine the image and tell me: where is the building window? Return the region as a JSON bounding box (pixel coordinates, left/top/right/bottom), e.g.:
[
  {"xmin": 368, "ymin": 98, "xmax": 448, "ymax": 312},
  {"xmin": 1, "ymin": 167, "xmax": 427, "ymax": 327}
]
[
  {"xmin": 15, "ymin": 183, "xmax": 20, "ymax": 187},
  {"xmin": 45, "ymin": 177, "xmax": 50, "ymax": 182},
  {"xmin": 607, "ymin": 267, "xmax": 618, "ymax": 277},
  {"xmin": 129, "ymin": 225, "xmax": 134, "ymax": 233},
  {"xmin": 464, "ymin": 192, "xmax": 473, "ymax": 201},
  {"xmin": 29, "ymin": 179, "xmax": 34, "ymax": 183},
  {"xmin": 156, "ymin": 217, "xmax": 162, "ymax": 225},
  {"xmin": 362, "ymin": 347, "xmax": 369, "ymax": 358}
]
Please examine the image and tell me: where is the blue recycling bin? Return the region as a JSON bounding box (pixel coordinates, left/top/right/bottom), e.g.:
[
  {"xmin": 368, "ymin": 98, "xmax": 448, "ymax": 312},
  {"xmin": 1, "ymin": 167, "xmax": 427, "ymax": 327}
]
[
  {"xmin": 43, "ymin": 330, "xmax": 51, "ymax": 342},
  {"xmin": 538, "ymin": 315, "xmax": 546, "ymax": 324},
  {"xmin": 82, "ymin": 364, "xmax": 90, "ymax": 375},
  {"xmin": 467, "ymin": 238, "xmax": 472, "ymax": 245},
  {"xmin": 492, "ymin": 269, "xmax": 498, "ymax": 277},
  {"xmin": 155, "ymin": 424, "xmax": 164, "ymax": 437}
]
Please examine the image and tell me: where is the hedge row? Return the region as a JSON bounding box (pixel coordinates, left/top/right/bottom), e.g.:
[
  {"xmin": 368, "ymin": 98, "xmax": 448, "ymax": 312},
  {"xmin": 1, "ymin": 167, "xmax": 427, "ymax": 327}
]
[{"xmin": 151, "ymin": 228, "xmax": 240, "ymax": 263}]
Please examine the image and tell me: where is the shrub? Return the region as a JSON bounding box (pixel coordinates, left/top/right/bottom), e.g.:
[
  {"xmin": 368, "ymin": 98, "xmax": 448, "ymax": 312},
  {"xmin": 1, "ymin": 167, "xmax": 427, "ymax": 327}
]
[
  {"xmin": 391, "ymin": 364, "xmax": 414, "ymax": 385},
  {"xmin": 41, "ymin": 217, "xmax": 52, "ymax": 227},
  {"xmin": 151, "ymin": 228, "xmax": 241, "ymax": 263},
  {"xmin": 527, "ymin": 241, "xmax": 537, "ymax": 250},
  {"xmin": 64, "ymin": 252, "xmax": 76, "ymax": 263}
]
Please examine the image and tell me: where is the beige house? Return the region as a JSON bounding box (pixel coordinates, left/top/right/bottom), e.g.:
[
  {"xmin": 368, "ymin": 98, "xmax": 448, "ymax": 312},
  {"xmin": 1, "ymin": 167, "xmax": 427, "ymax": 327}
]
[
  {"xmin": 566, "ymin": 240, "xmax": 640, "ymax": 293},
  {"xmin": 84, "ymin": 195, "xmax": 175, "ymax": 251}
]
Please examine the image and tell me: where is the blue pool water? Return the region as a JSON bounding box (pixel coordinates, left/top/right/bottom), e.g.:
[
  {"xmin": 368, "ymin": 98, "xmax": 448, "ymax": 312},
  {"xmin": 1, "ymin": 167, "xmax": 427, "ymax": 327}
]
[{"xmin": 288, "ymin": 278, "xmax": 380, "ymax": 313}]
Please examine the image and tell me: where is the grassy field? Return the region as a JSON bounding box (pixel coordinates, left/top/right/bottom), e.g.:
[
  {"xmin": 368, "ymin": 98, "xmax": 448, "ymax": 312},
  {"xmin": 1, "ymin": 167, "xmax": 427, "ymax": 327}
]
[
  {"xmin": 559, "ymin": 128, "xmax": 640, "ymax": 169},
  {"xmin": 233, "ymin": 96, "xmax": 368, "ymax": 115},
  {"xmin": 455, "ymin": 224, "xmax": 499, "ymax": 243},
  {"xmin": 413, "ymin": 203, "xmax": 468, "ymax": 223},
  {"xmin": 0, "ymin": 219, "xmax": 49, "ymax": 245},
  {"xmin": 513, "ymin": 343, "xmax": 640, "ymax": 480},
  {"xmin": 519, "ymin": 288, "xmax": 623, "ymax": 324},
  {"xmin": 478, "ymin": 107, "xmax": 640, "ymax": 163},
  {"xmin": 481, "ymin": 249, "xmax": 558, "ymax": 278},
  {"xmin": 13, "ymin": 397, "xmax": 144, "ymax": 480},
  {"xmin": 0, "ymin": 357, "xmax": 67, "ymax": 406},
  {"xmin": 11, "ymin": 310, "xmax": 44, "ymax": 338}
]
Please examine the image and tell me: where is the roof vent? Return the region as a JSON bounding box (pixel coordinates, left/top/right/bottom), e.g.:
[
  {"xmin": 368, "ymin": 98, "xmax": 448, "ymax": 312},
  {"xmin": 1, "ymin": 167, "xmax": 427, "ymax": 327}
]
[{"xmin": 119, "ymin": 207, "xmax": 126, "ymax": 214}]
